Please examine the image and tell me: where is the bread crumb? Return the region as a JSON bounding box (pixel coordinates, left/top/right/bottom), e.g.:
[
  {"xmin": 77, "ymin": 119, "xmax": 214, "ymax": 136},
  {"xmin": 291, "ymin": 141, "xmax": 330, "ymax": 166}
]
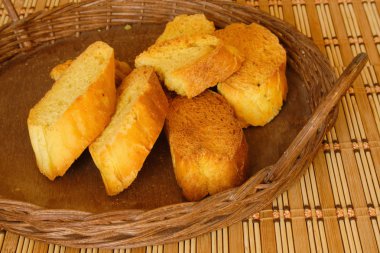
[{"xmin": 124, "ymin": 24, "xmax": 132, "ymax": 30}]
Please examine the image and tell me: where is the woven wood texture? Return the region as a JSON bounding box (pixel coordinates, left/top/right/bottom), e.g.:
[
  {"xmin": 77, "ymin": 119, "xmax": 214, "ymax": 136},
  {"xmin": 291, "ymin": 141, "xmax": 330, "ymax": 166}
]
[{"xmin": 0, "ymin": 0, "xmax": 379, "ymax": 252}]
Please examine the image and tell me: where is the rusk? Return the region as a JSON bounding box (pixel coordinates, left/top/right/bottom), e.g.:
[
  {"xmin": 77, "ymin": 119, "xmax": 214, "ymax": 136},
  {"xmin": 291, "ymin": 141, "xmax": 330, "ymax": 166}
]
[
  {"xmin": 28, "ymin": 41, "xmax": 116, "ymax": 180},
  {"xmin": 214, "ymin": 23, "xmax": 287, "ymax": 127},
  {"xmin": 165, "ymin": 90, "xmax": 248, "ymax": 201},
  {"xmin": 89, "ymin": 67, "xmax": 169, "ymax": 196}
]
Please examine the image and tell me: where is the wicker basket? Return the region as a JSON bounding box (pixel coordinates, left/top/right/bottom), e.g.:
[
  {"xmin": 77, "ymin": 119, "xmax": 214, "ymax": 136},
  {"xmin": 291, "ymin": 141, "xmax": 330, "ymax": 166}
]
[{"xmin": 0, "ymin": 0, "xmax": 367, "ymax": 248}]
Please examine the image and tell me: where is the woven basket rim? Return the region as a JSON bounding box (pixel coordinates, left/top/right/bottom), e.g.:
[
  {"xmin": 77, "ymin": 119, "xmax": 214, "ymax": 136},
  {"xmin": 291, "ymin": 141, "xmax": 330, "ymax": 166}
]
[{"xmin": 0, "ymin": 0, "xmax": 337, "ymax": 248}]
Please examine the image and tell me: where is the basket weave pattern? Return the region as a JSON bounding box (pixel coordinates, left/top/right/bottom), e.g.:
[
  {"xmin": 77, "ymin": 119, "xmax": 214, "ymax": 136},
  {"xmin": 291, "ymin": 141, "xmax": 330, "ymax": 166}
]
[{"xmin": 0, "ymin": 0, "xmax": 336, "ymax": 248}]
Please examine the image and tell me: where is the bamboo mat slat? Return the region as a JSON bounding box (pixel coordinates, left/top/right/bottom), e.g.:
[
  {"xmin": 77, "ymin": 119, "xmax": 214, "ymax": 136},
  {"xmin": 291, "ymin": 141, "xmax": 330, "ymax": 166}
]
[{"xmin": 1, "ymin": 0, "xmax": 380, "ymax": 252}]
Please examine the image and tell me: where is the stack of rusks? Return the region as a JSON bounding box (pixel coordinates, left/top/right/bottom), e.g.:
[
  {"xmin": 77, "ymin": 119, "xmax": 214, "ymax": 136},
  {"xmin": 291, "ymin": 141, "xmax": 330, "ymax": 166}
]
[{"xmin": 27, "ymin": 14, "xmax": 287, "ymax": 201}]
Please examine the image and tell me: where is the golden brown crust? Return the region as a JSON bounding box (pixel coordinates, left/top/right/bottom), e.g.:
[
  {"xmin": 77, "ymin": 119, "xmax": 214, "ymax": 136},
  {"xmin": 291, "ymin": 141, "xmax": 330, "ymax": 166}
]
[
  {"xmin": 214, "ymin": 23, "xmax": 287, "ymax": 126},
  {"xmin": 172, "ymin": 43, "xmax": 244, "ymax": 98},
  {"xmin": 217, "ymin": 63, "xmax": 287, "ymax": 127},
  {"xmin": 89, "ymin": 67, "xmax": 169, "ymax": 196},
  {"xmin": 214, "ymin": 23, "xmax": 286, "ymax": 81},
  {"xmin": 165, "ymin": 90, "xmax": 248, "ymax": 201},
  {"xmin": 28, "ymin": 55, "xmax": 116, "ymax": 180}
]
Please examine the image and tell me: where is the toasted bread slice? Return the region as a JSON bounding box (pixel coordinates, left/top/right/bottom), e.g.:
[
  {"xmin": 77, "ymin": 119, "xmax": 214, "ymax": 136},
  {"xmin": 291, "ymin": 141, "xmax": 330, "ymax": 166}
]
[
  {"xmin": 50, "ymin": 59, "xmax": 132, "ymax": 84},
  {"xmin": 165, "ymin": 90, "xmax": 248, "ymax": 201},
  {"xmin": 28, "ymin": 41, "xmax": 116, "ymax": 180},
  {"xmin": 89, "ymin": 67, "xmax": 169, "ymax": 196},
  {"xmin": 214, "ymin": 23, "xmax": 287, "ymax": 127},
  {"xmin": 135, "ymin": 34, "xmax": 243, "ymax": 98},
  {"xmin": 156, "ymin": 14, "xmax": 215, "ymax": 43}
]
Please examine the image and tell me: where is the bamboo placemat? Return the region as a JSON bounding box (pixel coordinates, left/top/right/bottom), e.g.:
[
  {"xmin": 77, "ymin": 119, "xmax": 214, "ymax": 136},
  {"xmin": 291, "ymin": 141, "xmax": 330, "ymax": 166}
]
[{"xmin": 1, "ymin": 0, "xmax": 380, "ymax": 252}]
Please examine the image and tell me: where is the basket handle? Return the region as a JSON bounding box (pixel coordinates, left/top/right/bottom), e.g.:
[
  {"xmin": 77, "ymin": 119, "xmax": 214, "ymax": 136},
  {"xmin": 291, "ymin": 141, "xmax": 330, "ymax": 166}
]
[
  {"xmin": 2, "ymin": 0, "xmax": 19, "ymax": 22},
  {"xmin": 2, "ymin": 0, "xmax": 32, "ymax": 49},
  {"xmin": 267, "ymin": 53, "xmax": 369, "ymax": 182}
]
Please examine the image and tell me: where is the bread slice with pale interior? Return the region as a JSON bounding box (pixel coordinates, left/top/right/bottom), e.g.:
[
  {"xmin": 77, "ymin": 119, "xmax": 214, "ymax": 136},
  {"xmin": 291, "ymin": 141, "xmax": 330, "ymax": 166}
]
[
  {"xmin": 89, "ymin": 66, "xmax": 169, "ymax": 196},
  {"xmin": 135, "ymin": 34, "xmax": 243, "ymax": 98},
  {"xmin": 214, "ymin": 23, "xmax": 287, "ymax": 127},
  {"xmin": 28, "ymin": 41, "xmax": 116, "ymax": 180},
  {"xmin": 156, "ymin": 13, "xmax": 215, "ymax": 43},
  {"xmin": 165, "ymin": 90, "xmax": 248, "ymax": 201}
]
